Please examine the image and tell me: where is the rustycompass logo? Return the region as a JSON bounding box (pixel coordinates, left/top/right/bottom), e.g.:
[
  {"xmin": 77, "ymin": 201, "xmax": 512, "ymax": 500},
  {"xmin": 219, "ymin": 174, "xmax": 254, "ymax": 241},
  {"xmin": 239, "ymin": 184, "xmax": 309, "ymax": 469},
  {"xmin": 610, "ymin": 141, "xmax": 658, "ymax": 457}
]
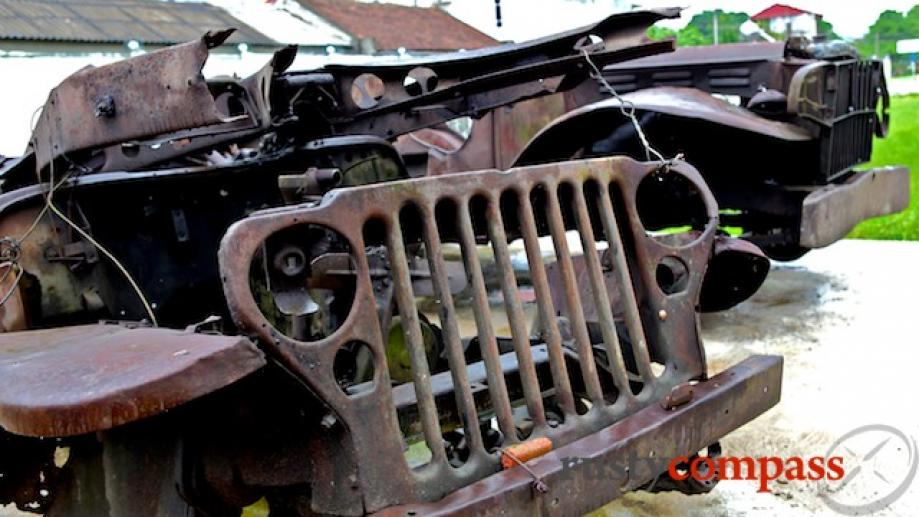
[{"xmin": 820, "ymin": 424, "xmax": 918, "ymax": 515}]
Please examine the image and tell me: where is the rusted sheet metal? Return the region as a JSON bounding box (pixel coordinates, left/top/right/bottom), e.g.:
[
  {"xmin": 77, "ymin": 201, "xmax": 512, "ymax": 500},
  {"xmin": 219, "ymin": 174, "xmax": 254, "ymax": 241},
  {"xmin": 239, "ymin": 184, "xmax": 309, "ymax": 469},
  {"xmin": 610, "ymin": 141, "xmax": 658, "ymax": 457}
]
[
  {"xmin": 219, "ymin": 156, "xmax": 720, "ymax": 512},
  {"xmin": 375, "ymin": 354, "xmax": 783, "ymax": 516},
  {"xmin": 0, "ymin": 324, "xmax": 265, "ymax": 437},
  {"xmin": 800, "ymin": 166, "xmax": 910, "ymax": 248},
  {"xmin": 595, "ymin": 41, "xmax": 791, "ymax": 100},
  {"xmin": 605, "ymin": 41, "xmax": 787, "ymax": 69},
  {"xmin": 394, "ymin": 95, "xmax": 567, "ymax": 176},
  {"xmin": 30, "ymin": 30, "xmax": 235, "ymax": 171}
]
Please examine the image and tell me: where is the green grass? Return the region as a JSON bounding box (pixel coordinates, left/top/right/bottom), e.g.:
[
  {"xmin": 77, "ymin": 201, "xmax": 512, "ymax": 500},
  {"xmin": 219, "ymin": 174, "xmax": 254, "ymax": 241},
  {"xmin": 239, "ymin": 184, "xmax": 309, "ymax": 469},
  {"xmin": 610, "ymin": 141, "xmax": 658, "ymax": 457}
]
[{"xmin": 848, "ymin": 94, "xmax": 919, "ymax": 240}]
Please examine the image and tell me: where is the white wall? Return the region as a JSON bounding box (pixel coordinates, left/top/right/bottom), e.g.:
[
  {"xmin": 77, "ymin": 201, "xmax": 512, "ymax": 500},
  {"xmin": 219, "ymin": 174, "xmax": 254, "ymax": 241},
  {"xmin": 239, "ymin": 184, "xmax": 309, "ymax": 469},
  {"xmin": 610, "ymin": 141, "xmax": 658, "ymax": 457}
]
[{"xmin": 767, "ymin": 13, "xmax": 818, "ymax": 37}]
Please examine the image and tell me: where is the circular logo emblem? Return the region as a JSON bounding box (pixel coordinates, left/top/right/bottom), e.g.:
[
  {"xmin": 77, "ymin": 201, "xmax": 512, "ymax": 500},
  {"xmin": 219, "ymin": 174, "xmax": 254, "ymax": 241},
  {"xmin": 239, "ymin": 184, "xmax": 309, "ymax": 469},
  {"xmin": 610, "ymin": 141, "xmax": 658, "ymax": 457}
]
[{"xmin": 820, "ymin": 424, "xmax": 917, "ymax": 515}]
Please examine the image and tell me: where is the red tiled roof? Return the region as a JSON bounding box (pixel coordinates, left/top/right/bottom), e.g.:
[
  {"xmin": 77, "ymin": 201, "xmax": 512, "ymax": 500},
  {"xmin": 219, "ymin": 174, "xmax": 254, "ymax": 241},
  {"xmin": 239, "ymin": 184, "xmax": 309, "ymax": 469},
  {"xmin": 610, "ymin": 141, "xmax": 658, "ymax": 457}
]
[
  {"xmin": 297, "ymin": 0, "xmax": 498, "ymax": 52},
  {"xmin": 751, "ymin": 4, "xmax": 813, "ymax": 21}
]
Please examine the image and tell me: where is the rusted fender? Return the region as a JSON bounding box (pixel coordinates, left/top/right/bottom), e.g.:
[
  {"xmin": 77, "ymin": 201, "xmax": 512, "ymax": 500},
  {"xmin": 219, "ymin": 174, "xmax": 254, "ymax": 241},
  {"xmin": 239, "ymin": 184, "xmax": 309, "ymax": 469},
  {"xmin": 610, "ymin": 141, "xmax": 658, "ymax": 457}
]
[
  {"xmin": 515, "ymin": 86, "xmax": 811, "ymax": 166},
  {"xmin": 0, "ymin": 324, "xmax": 265, "ymax": 437},
  {"xmin": 700, "ymin": 236, "xmax": 770, "ymax": 312}
]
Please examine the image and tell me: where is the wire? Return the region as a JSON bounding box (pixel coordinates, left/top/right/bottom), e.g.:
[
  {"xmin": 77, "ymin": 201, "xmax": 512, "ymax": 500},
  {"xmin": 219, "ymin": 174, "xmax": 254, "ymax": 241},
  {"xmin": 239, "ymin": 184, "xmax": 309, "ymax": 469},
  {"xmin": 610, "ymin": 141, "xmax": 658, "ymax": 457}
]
[
  {"xmin": 0, "ymin": 266, "xmax": 24, "ymax": 307},
  {"xmin": 45, "ymin": 152, "xmax": 159, "ymax": 326},
  {"xmin": 581, "ymin": 49, "xmax": 668, "ymax": 163},
  {"xmin": 46, "ymin": 202, "xmax": 159, "ymax": 325},
  {"xmin": 0, "ymin": 131, "xmax": 159, "ymax": 326},
  {"xmin": 407, "ymin": 132, "xmax": 459, "ymax": 155}
]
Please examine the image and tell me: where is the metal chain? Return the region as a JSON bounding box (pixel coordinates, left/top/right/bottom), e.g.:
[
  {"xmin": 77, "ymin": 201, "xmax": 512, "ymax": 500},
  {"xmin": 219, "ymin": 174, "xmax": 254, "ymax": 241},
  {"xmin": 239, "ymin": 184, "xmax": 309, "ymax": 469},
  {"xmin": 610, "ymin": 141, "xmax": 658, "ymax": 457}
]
[{"xmin": 581, "ymin": 49, "xmax": 667, "ymax": 163}]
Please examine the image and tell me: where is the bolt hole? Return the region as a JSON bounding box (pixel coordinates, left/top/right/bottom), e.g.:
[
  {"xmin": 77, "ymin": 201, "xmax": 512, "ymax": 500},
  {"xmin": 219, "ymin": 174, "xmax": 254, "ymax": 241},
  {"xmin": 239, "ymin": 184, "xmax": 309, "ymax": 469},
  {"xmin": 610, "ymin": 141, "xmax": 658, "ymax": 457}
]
[
  {"xmin": 333, "ymin": 341, "xmax": 376, "ymax": 396},
  {"xmin": 656, "ymin": 256, "xmax": 689, "ymax": 295}
]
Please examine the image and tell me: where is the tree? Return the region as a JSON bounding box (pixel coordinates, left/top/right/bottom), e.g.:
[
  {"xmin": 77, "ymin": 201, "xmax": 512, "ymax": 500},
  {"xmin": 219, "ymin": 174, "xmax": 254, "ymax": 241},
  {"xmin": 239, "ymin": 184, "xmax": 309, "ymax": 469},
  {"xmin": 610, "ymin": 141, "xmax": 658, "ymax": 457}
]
[
  {"xmin": 687, "ymin": 9, "xmax": 750, "ymax": 44},
  {"xmin": 817, "ymin": 19, "xmax": 841, "ymax": 40},
  {"xmin": 854, "ymin": 7, "xmax": 919, "ymax": 74},
  {"xmin": 677, "ymin": 25, "xmax": 709, "ymax": 46},
  {"xmin": 646, "ymin": 24, "xmax": 711, "ymax": 47},
  {"xmin": 647, "ymin": 25, "xmax": 677, "ymax": 41},
  {"xmin": 646, "ymin": 10, "xmax": 749, "ymax": 47}
]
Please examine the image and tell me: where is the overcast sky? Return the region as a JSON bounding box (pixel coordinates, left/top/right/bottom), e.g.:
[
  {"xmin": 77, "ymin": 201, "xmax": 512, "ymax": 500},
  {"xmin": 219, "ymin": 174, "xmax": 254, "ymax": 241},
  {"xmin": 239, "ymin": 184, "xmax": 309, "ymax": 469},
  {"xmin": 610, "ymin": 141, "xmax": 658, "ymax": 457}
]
[{"xmin": 429, "ymin": 0, "xmax": 919, "ymax": 41}]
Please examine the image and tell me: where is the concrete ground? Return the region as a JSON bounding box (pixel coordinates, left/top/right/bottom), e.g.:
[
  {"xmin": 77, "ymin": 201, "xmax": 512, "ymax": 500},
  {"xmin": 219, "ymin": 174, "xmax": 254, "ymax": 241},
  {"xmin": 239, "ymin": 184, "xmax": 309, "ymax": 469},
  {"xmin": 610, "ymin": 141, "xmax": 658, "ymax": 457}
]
[{"xmin": 599, "ymin": 239, "xmax": 919, "ymax": 516}]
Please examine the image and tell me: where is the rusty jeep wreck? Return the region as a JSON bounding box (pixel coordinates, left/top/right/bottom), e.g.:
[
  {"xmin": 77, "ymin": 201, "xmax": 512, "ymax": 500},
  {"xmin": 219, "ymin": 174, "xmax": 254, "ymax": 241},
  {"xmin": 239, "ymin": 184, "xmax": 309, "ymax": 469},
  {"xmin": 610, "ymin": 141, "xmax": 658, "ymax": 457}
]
[
  {"xmin": 398, "ymin": 32, "xmax": 909, "ymax": 261},
  {"xmin": 4, "ymin": 6, "xmax": 901, "ymax": 515}
]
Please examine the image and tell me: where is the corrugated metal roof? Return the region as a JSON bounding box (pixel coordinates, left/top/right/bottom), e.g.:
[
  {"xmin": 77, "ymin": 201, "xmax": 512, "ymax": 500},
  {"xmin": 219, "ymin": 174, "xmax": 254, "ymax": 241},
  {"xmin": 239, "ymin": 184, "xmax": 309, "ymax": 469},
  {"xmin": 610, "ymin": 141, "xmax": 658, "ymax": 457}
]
[
  {"xmin": 297, "ymin": 0, "xmax": 498, "ymax": 52},
  {"xmin": 208, "ymin": 0, "xmax": 352, "ymax": 47},
  {"xmin": 0, "ymin": 0, "xmax": 278, "ymax": 46},
  {"xmin": 751, "ymin": 4, "xmax": 816, "ymax": 21}
]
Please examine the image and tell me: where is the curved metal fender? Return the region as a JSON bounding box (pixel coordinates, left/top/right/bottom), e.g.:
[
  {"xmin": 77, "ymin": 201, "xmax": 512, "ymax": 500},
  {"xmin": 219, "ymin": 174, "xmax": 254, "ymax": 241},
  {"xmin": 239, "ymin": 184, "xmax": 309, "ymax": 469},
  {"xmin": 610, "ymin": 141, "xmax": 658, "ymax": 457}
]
[
  {"xmin": 0, "ymin": 324, "xmax": 266, "ymax": 437},
  {"xmin": 514, "ymin": 86, "xmax": 812, "ymax": 166}
]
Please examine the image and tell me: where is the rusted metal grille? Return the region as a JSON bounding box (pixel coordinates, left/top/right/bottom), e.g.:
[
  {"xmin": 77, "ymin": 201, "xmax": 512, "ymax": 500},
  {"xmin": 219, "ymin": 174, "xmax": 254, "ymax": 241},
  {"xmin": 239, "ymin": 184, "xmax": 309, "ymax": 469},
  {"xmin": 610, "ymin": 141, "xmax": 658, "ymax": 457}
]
[
  {"xmin": 824, "ymin": 61, "xmax": 879, "ymax": 177},
  {"xmin": 790, "ymin": 59, "xmax": 884, "ymax": 181},
  {"xmin": 219, "ymin": 156, "xmax": 718, "ymax": 511}
]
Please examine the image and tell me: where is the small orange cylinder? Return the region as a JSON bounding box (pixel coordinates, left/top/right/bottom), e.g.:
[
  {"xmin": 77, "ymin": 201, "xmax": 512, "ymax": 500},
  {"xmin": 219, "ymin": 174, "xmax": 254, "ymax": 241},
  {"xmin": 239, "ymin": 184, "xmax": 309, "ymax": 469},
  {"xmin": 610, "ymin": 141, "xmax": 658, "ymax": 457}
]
[{"xmin": 501, "ymin": 437, "xmax": 553, "ymax": 469}]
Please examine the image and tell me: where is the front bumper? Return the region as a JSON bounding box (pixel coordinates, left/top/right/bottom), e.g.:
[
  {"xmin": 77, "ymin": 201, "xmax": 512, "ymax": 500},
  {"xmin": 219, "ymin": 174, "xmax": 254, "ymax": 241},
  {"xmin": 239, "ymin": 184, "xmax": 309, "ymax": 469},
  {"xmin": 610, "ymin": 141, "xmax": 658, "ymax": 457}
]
[
  {"xmin": 800, "ymin": 166, "xmax": 910, "ymax": 248},
  {"xmin": 376, "ymin": 354, "xmax": 783, "ymax": 516}
]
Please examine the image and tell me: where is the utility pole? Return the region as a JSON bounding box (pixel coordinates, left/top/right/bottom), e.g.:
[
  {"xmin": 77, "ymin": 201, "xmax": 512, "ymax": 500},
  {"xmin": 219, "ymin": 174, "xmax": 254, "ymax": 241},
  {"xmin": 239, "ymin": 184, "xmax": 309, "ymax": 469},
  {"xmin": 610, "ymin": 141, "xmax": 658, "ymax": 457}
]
[{"xmin": 713, "ymin": 11, "xmax": 719, "ymax": 45}]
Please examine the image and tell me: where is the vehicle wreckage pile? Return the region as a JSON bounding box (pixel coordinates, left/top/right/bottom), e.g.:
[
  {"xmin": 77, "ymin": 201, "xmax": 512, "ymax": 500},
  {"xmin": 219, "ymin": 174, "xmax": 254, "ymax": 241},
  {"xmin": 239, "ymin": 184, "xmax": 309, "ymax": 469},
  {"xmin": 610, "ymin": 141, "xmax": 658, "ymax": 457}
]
[{"xmin": 0, "ymin": 7, "xmax": 906, "ymax": 516}]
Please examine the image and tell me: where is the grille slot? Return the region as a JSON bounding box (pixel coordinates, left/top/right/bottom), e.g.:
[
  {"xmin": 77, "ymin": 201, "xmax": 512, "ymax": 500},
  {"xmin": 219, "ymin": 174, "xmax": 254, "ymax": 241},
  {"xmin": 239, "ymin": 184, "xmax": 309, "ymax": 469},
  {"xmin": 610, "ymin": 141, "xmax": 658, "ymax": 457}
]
[{"xmin": 381, "ymin": 177, "xmax": 670, "ymax": 471}]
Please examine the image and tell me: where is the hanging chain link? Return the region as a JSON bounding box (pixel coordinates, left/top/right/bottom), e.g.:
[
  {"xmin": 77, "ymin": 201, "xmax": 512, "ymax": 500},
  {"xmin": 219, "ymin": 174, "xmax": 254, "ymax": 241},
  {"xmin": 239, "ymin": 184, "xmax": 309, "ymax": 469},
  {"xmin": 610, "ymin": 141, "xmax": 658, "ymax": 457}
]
[{"xmin": 580, "ymin": 49, "xmax": 669, "ymax": 163}]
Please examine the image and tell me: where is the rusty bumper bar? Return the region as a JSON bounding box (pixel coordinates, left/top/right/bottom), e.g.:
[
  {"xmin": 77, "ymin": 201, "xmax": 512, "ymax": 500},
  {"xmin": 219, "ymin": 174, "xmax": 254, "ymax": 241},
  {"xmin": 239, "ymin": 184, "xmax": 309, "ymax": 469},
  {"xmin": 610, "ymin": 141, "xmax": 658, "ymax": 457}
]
[
  {"xmin": 376, "ymin": 354, "xmax": 783, "ymax": 517},
  {"xmin": 800, "ymin": 166, "xmax": 910, "ymax": 248}
]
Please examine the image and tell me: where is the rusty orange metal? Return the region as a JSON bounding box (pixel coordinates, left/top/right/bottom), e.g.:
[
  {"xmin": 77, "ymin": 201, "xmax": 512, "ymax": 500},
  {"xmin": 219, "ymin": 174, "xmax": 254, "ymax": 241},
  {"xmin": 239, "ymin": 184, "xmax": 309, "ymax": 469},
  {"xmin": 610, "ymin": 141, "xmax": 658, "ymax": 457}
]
[{"xmin": 501, "ymin": 437, "xmax": 554, "ymax": 469}]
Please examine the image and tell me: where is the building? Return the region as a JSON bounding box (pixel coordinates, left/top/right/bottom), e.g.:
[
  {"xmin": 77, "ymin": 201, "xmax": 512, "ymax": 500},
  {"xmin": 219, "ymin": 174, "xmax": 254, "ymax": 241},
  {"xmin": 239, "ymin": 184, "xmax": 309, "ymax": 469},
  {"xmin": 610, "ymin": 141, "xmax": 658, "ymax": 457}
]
[
  {"xmin": 373, "ymin": 0, "xmax": 631, "ymax": 43},
  {"xmin": 0, "ymin": 0, "xmax": 284, "ymax": 156},
  {"xmin": 0, "ymin": 0, "xmax": 508, "ymax": 155},
  {"xmin": 208, "ymin": 0, "xmax": 352, "ymax": 50},
  {"xmin": 0, "ymin": 0, "xmax": 277, "ymax": 54},
  {"xmin": 296, "ymin": 0, "xmax": 497, "ymax": 55},
  {"xmin": 751, "ymin": 3, "xmax": 821, "ymax": 38}
]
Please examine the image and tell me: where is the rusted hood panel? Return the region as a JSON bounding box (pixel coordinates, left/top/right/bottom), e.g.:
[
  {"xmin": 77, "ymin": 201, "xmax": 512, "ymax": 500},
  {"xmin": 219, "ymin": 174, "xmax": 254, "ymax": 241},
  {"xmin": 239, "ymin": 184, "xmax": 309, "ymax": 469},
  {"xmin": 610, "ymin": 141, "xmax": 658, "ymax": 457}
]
[
  {"xmin": 29, "ymin": 31, "xmax": 235, "ymax": 171},
  {"xmin": 0, "ymin": 324, "xmax": 265, "ymax": 437}
]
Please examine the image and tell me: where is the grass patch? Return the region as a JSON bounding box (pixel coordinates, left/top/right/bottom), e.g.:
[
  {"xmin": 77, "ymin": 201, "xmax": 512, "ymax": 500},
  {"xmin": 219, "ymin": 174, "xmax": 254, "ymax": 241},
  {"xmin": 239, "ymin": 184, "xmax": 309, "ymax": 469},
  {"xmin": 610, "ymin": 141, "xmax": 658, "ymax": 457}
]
[{"xmin": 848, "ymin": 94, "xmax": 919, "ymax": 240}]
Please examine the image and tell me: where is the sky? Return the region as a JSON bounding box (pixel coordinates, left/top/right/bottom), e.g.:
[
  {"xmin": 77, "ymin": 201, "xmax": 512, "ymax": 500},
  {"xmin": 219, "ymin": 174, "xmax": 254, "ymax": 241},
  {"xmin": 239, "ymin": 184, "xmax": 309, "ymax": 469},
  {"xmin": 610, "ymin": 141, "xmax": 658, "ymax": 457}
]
[{"xmin": 386, "ymin": 0, "xmax": 919, "ymax": 42}]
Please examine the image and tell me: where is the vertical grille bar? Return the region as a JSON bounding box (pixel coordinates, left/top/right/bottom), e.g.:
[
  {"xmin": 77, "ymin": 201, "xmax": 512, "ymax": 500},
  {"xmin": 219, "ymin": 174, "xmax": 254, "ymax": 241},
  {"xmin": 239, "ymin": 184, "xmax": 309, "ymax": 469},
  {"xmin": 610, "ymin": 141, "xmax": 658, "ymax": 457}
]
[
  {"xmin": 544, "ymin": 184, "xmax": 605, "ymax": 405},
  {"xmin": 571, "ymin": 185, "xmax": 635, "ymax": 398},
  {"xmin": 420, "ymin": 207, "xmax": 485, "ymax": 456},
  {"xmin": 456, "ymin": 204, "xmax": 518, "ymax": 443},
  {"xmin": 596, "ymin": 186, "xmax": 654, "ymax": 381},
  {"xmin": 386, "ymin": 217, "xmax": 447, "ymax": 463},
  {"xmin": 516, "ymin": 191, "xmax": 577, "ymax": 416},
  {"xmin": 484, "ymin": 196, "xmax": 547, "ymax": 428}
]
